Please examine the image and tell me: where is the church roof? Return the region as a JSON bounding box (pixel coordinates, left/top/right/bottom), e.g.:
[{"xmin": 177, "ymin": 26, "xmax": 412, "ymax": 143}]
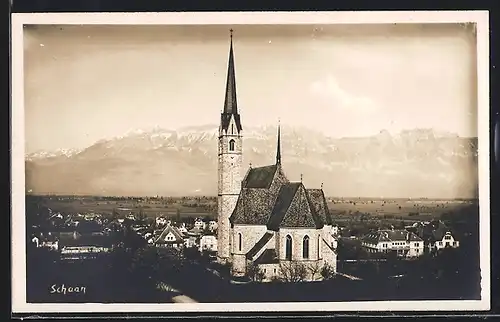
[
  {"xmin": 306, "ymin": 189, "xmax": 333, "ymax": 226},
  {"xmin": 267, "ymin": 182, "xmax": 324, "ymax": 231},
  {"xmin": 230, "ymin": 188, "xmax": 275, "ymax": 225},
  {"xmin": 246, "ymin": 231, "xmax": 274, "ymax": 260},
  {"xmin": 254, "ymin": 249, "xmax": 279, "ymax": 265},
  {"xmin": 243, "ymin": 165, "xmax": 278, "ymax": 189}
]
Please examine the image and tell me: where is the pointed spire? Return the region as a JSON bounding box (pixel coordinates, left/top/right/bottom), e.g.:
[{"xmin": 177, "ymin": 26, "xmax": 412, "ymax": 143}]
[
  {"xmin": 321, "ymin": 182, "xmax": 324, "ymax": 189},
  {"xmin": 223, "ymin": 29, "xmax": 238, "ymax": 115},
  {"xmin": 276, "ymin": 121, "xmax": 281, "ymax": 165},
  {"xmin": 220, "ymin": 29, "xmax": 242, "ymax": 133},
  {"xmin": 300, "ymin": 173, "xmax": 303, "ymax": 183}
]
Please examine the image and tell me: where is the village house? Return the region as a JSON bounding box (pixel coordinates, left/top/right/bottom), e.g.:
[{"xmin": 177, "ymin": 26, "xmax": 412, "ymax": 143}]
[
  {"xmin": 188, "ymin": 226, "xmax": 204, "ymax": 236},
  {"xmin": 416, "ymin": 220, "xmax": 460, "ymax": 252},
  {"xmin": 177, "ymin": 222, "xmax": 188, "ymax": 234},
  {"xmin": 59, "ymin": 233, "xmax": 113, "ymax": 260},
  {"xmin": 32, "ymin": 233, "xmax": 59, "ymax": 250},
  {"xmin": 194, "ymin": 218, "xmax": 206, "ymax": 230},
  {"xmin": 405, "ymin": 220, "xmax": 460, "ymax": 253},
  {"xmin": 183, "ymin": 235, "xmax": 198, "ymax": 248},
  {"xmin": 215, "ymin": 31, "xmax": 338, "ymax": 282},
  {"xmin": 154, "ymin": 225, "xmax": 184, "ymax": 249},
  {"xmin": 208, "ymin": 220, "xmax": 218, "ymax": 232},
  {"xmin": 199, "ymin": 234, "xmax": 218, "ymax": 252},
  {"xmin": 361, "ymin": 229, "xmax": 424, "ymax": 258}
]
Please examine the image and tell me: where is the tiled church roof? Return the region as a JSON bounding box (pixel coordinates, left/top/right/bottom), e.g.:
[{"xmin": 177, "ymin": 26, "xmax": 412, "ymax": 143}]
[
  {"xmin": 268, "ymin": 182, "xmax": 324, "ymax": 231},
  {"xmin": 242, "ymin": 165, "xmax": 278, "ymax": 189},
  {"xmin": 231, "ymin": 170, "xmax": 327, "ymax": 231},
  {"xmin": 307, "ymin": 189, "xmax": 333, "ymax": 226},
  {"xmin": 230, "ymin": 164, "xmax": 288, "ymax": 226},
  {"xmin": 246, "ymin": 231, "xmax": 274, "ymax": 260},
  {"xmin": 254, "ymin": 249, "xmax": 279, "ymax": 264}
]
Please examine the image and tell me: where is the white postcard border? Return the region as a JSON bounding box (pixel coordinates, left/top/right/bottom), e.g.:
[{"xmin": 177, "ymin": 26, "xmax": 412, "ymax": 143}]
[{"xmin": 11, "ymin": 11, "xmax": 490, "ymax": 313}]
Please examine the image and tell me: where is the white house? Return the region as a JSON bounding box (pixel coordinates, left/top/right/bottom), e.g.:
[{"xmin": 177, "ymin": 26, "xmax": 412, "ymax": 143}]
[
  {"xmin": 361, "ymin": 229, "xmax": 424, "ymax": 258},
  {"xmin": 429, "ymin": 231, "xmax": 460, "ymax": 251},
  {"xmin": 183, "ymin": 235, "xmax": 197, "ymax": 248},
  {"xmin": 412, "ymin": 220, "xmax": 460, "ymax": 253},
  {"xmin": 156, "ymin": 216, "xmax": 167, "ymax": 227},
  {"xmin": 208, "ymin": 220, "xmax": 218, "ymax": 231},
  {"xmin": 154, "ymin": 225, "xmax": 184, "ymax": 249},
  {"xmin": 178, "ymin": 223, "xmax": 188, "ymax": 235},
  {"xmin": 199, "ymin": 235, "xmax": 218, "ymax": 252},
  {"xmin": 194, "ymin": 218, "xmax": 206, "ymax": 230}
]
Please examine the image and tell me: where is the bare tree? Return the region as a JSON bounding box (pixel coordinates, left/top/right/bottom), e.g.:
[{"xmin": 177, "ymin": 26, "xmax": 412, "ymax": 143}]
[
  {"xmin": 278, "ymin": 261, "xmax": 308, "ymax": 283},
  {"xmin": 246, "ymin": 262, "xmax": 265, "ymax": 282},
  {"xmin": 307, "ymin": 261, "xmax": 322, "ymax": 281}
]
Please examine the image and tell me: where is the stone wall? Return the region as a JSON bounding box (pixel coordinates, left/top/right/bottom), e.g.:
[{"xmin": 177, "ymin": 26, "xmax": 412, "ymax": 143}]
[
  {"xmin": 217, "ymin": 115, "xmax": 243, "ymax": 261},
  {"xmin": 232, "ymin": 253, "xmax": 246, "ymax": 276},
  {"xmin": 258, "ymin": 263, "xmax": 280, "ymax": 281},
  {"xmin": 217, "ymin": 195, "xmax": 239, "ymax": 260},
  {"xmin": 231, "ymin": 224, "xmax": 268, "ymax": 273},
  {"xmin": 277, "ymin": 228, "xmax": 321, "ymax": 261}
]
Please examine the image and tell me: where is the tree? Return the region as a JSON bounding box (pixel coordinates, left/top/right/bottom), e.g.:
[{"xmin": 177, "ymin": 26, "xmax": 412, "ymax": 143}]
[
  {"xmin": 278, "ymin": 261, "xmax": 308, "ymax": 283},
  {"xmin": 176, "ymin": 209, "xmax": 181, "ymax": 223},
  {"xmin": 246, "ymin": 262, "xmax": 265, "ymax": 282},
  {"xmin": 137, "ymin": 208, "xmax": 147, "ymax": 224},
  {"xmin": 320, "ymin": 263, "xmax": 336, "ymax": 280},
  {"xmin": 307, "ymin": 261, "xmax": 322, "ymax": 281}
]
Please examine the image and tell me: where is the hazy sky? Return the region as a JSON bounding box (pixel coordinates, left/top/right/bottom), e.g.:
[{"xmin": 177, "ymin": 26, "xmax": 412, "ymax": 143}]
[{"xmin": 24, "ymin": 24, "xmax": 477, "ymax": 154}]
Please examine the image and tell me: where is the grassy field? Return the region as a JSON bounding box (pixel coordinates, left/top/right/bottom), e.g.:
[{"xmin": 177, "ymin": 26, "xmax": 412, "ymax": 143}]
[
  {"xmin": 27, "ymin": 195, "xmax": 478, "ymax": 223},
  {"xmin": 28, "ymin": 196, "xmax": 217, "ymax": 220},
  {"xmin": 328, "ymin": 199, "xmax": 477, "ymax": 222}
]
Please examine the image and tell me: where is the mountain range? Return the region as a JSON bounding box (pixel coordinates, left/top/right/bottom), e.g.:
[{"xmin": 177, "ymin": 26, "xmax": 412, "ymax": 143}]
[{"xmin": 25, "ymin": 125, "xmax": 479, "ymax": 199}]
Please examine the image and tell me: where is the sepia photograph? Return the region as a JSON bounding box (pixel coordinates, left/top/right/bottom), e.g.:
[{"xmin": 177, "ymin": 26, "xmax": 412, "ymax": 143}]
[{"xmin": 11, "ymin": 11, "xmax": 490, "ymax": 313}]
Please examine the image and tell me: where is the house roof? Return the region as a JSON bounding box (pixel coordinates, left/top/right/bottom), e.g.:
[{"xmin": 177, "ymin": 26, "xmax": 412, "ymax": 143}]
[
  {"xmin": 254, "ymin": 249, "xmax": 279, "ymax": 265},
  {"xmin": 246, "ymin": 232, "xmax": 274, "ymax": 260},
  {"xmin": 155, "ymin": 225, "xmax": 184, "ymax": 244},
  {"xmin": 362, "ymin": 229, "xmax": 423, "ymax": 244}
]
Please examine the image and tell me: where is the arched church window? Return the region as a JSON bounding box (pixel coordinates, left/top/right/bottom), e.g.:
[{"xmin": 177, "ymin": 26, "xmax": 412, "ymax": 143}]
[
  {"xmin": 303, "ymin": 235, "xmax": 310, "ymax": 259},
  {"xmin": 238, "ymin": 233, "xmax": 242, "ymax": 251},
  {"xmin": 285, "ymin": 235, "xmax": 292, "ymax": 260},
  {"xmin": 229, "ymin": 139, "xmax": 235, "ymax": 151}
]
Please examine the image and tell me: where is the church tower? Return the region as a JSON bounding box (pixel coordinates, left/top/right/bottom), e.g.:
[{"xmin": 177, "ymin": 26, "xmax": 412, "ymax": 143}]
[{"xmin": 217, "ymin": 29, "xmax": 243, "ymax": 263}]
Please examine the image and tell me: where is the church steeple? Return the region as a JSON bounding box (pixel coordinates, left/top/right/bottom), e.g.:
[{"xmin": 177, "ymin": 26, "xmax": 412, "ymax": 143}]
[
  {"xmin": 220, "ymin": 29, "xmax": 242, "ymax": 132},
  {"xmin": 224, "ymin": 29, "xmax": 237, "ymax": 114},
  {"xmin": 276, "ymin": 122, "xmax": 281, "ymax": 165}
]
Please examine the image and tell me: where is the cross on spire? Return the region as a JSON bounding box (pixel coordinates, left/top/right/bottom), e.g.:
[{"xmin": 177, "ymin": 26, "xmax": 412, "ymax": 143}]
[
  {"xmin": 300, "ymin": 174, "xmax": 303, "ymax": 183},
  {"xmin": 321, "ymin": 182, "xmax": 324, "ymax": 189}
]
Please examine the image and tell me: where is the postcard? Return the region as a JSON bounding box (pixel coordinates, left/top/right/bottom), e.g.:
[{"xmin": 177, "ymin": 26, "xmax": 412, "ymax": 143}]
[{"xmin": 11, "ymin": 11, "xmax": 490, "ymax": 313}]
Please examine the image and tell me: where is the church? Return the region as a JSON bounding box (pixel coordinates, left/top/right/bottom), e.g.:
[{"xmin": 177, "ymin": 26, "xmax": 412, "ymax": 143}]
[{"xmin": 217, "ymin": 31, "xmax": 338, "ymax": 282}]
